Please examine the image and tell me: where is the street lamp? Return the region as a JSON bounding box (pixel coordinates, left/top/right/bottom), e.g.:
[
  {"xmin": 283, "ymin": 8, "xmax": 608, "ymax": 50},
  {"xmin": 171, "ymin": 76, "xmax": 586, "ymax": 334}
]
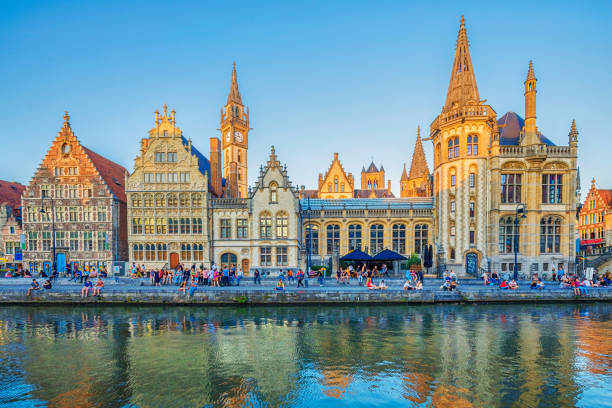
[
  {"xmin": 513, "ymin": 203, "xmax": 527, "ymax": 281},
  {"xmin": 40, "ymin": 191, "xmax": 57, "ymax": 276}
]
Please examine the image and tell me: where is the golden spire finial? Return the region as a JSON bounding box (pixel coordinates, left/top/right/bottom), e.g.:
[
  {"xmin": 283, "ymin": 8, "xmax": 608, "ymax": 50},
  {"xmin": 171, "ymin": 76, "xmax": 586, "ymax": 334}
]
[
  {"xmin": 460, "ymin": 15, "xmax": 465, "ymax": 27},
  {"xmin": 163, "ymin": 104, "xmax": 168, "ymax": 117},
  {"xmin": 417, "ymin": 125, "xmax": 421, "ymax": 140},
  {"xmin": 63, "ymin": 111, "xmax": 70, "ymax": 125},
  {"xmin": 227, "ymin": 62, "xmax": 243, "ymax": 105}
]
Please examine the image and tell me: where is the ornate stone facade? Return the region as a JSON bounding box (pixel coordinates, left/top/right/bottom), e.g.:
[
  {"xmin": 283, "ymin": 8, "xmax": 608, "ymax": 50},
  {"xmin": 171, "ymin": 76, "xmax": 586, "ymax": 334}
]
[
  {"xmin": 210, "ymin": 147, "xmax": 300, "ymax": 274},
  {"xmin": 125, "ymin": 106, "xmax": 211, "ymax": 269},
  {"xmin": 0, "ymin": 180, "xmax": 25, "ymax": 267},
  {"xmin": 430, "ymin": 17, "xmax": 579, "ymax": 276},
  {"xmin": 578, "ymin": 178, "xmax": 612, "ymax": 250},
  {"xmin": 21, "ymin": 113, "xmax": 128, "ymax": 273}
]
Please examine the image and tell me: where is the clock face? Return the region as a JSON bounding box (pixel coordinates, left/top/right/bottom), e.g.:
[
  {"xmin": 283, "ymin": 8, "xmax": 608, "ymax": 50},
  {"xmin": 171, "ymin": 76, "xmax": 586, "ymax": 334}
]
[
  {"xmin": 234, "ymin": 131, "xmax": 243, "ymax": 142},
  {"xmin": 225, "ymin": 132, "xmax": 231, "ymax": 142}
]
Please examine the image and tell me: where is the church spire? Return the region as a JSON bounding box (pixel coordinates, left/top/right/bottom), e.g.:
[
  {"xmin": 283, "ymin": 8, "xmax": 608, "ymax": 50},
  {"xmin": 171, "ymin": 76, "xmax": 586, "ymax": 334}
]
[
  {"xmin": 408, "ymin": 126, "xmax": 429, "ymax": 179},
  {"xmin": 400, "ymin": 163, "xmax": 408, "ymax": 181},
  {"xmin": 444, "ymin": 16, "xmax": 480, "ymax": 112},
  {"xmin": 227, "ymin": 61, "xmax": 242, "ymax": 105}
]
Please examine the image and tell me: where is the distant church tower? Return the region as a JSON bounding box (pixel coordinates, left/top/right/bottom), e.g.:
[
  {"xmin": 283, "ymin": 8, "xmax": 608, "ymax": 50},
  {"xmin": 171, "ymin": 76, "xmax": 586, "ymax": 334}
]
[
  {"xmin": 401, "ymin": 126, "xmax": 431, "ymax": 198},
  {"xmin": 220, "ymin": 62, "xmax": 249, "ymax": 198}
]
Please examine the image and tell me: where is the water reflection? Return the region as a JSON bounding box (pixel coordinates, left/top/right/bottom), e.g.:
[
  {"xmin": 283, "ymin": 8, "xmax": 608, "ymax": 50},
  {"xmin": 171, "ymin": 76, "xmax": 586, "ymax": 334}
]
[{"xmin": 0, "ymin": 304, "xmax": 610, "ymax": 408}]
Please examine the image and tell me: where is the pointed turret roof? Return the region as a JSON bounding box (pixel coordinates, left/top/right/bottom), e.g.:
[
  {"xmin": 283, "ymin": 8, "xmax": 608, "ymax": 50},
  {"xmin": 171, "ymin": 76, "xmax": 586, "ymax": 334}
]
[
  {"xmin": 444, "ymin": 16, "xmax": 480, "ymax": 112},
  {"xmin": 400, "ymin": 163, "xmax": 408, "ymax": 181},
  {"xmin": 526, "ymin": 60, "xmax": 536, "ymax": 81},
  {"xmin": 408, "ymin": 126, "xmax": 429, "ymax": 179},
  {"xmin": 365, "ymin": 162, "xmax": 379, "ymax": 173},
  {"xmin": 227, "ymin": 61, "xmax": 242, "ymax": 105}
]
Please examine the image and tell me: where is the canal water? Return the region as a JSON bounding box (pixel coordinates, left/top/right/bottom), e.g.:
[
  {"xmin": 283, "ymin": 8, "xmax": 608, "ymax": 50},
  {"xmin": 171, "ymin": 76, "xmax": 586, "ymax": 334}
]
[{"xmin": 0, "ymin": 304, "xmax": 610, "ymax": 408}]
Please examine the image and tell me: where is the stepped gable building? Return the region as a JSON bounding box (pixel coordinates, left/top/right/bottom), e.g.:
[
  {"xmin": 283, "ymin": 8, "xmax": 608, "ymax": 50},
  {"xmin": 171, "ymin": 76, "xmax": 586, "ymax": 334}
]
[
  {"xmin": 210, "ymin": 146, "xmax": 300, "ymax": 273},
  {"xmin": 126, "ymin": 105, "xmax": 213, "ymax": 269},
  {"xmin": 579, "ymin": 178, "xmax": 612, "ymax": 251},
  {"xmin": 0, "ymin": 181, "xmax": 26, "ymax": 267},
  {"xmin": 21, "ymin": 113, "xmax": 128, "ymax": 273},
  {"xmin": 300, "ymin": 153, "xmax": 393, "ymax": 199},
  {"xmin": 400, "ymin": 126, "xmax": 431, "ymax": 198},
  {"xmin": 430, "ymin": 16, "xmax": 578, "ymax": 276}
]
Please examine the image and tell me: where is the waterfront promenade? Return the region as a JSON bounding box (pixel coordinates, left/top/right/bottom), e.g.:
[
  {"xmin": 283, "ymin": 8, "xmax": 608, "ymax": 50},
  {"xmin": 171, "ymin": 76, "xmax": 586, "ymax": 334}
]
[{"xmin": 1, "ymin": 276, "xmax": 611, "ymax": 305}]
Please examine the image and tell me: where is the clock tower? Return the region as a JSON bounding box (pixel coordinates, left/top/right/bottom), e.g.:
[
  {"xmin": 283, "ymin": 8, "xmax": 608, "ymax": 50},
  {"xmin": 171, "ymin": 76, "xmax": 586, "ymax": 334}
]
[{"xmin": 221, "ymin": 62, "xmax": 250, "ymax": 198}]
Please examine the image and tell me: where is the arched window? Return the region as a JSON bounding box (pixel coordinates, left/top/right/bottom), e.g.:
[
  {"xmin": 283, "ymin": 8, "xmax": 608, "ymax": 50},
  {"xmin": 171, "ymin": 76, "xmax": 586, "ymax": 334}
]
[
  {"xmin": 131, "ymin": 194, "xmax": 142, "ymax": 208},
  {"xmin": 448, "ymin": 137, "xmax": 459, "ymax": 159},
  {"xmin": 193, "ymin": 244, "xmax": 203, "ymax": 261},
  {"xmin": 369, "ymin": 224, "xmax": 384, "ymax": 254},
  {"xmin": 237, "ymin": 151, "xmax": 241, "ymax": 162},
  {"xmin": 348, "ymin": 224, "xmax": 362, "ymax": 251},
  {"xmin": 181, "ymin": 243, "xmax": 192, "ymax": 261},
  {"xmin": 435, "ymin": 143, "xmax": 441, "ymax": 163},
  {"xmin": 305, "ymin": 224, "xmax": 319, "ymax": 255},
  {"xmin": 192, "ymin": 218, "xmax": 203, "ymax": 234},
  {"xmin": 326, "ymin": 224, "xmax": 340, "ymax": 253},
  {"xmin": 328, "ymin": 183, "xmax": 332, "ymax": 192},
  {"xmin": 143, "ymin": 194, "xmax": 153, "ymax": 207},
  {"xmin": 167, "ymin": 193, "xmax": 177, "ymax": 207},
  {"xmin": 540, "ymin": 217, "xmax": 561, "ymax": 254},
  {"xmin": 392, "ymin": 223, "xmax": 406, "ymax": 254},
  {"xmin": 334, "ymin": 177, "xmax": 338, "ymax": 192},
  {"xmin": 156, "ymin": 217, "xmax": 166, "ymax": 234},
  {"xmin": 340, "ymin": 183, "xmax": 345, "ymax": 192},
  {"xmin": 259, "ymin": 212, "xmax": 272, "ymax": 238},
  {"xmin": 469, "ymin": 172, "xmax": 476, "ymax": 188},
  {"xmin": 180, "ymin": 218, "xmax": 191, "ymax": 234},
  {"xmin": 449, "ymin": 168, "xmax": 456, "ymax": 187},
  {"xmin": 157, "ymin": 243, "xmax": 167, "ymax": 261},
  {"xmin": 133, "ymin": 244, "xmax": 143, "ymax": 261},
  {"xmin": 414, "ymin": 224, "xmax": 428, "ymax": 255},
  {"xmin": 191, "ymin": 193, "xmax": 202, "ymax": 207},
  {"xmin": 450, "ymin": 247, "xmax": 456, "ymax": 260},
  {"xmin": 144, "ymin": 218, "xmax": 154, "ymax": 234},
  {"xmin": 179, "ymin": 193, "xmax": 189, "ymax": 207},
  {"xmin": 467, "ymin": 135, "xmax": 478, "ymax": 155},
  {"xmin": 221, "ymin": 252, "xmax": 237, "ymax": 266},
  {"xmin": 270, "ymin": 182, "xmax": 278, "ymax": 203},
  {"xmin": 276, "ymin": 211, "xmax": 288, "ymax": 238},
  {"xmin": 499, "ymin": 216, "xmax": 518, "ymax": 254},
  {"xmin": 168, "ymin": 218, "xmax": 178, "ymax": 234},
  {"xmin": 155, "ymin": 193, "xmax": 164, "ymax": 207},
  {"xmin": 145, "ymin": 243, "xmax": 155, "ymax": 261}
]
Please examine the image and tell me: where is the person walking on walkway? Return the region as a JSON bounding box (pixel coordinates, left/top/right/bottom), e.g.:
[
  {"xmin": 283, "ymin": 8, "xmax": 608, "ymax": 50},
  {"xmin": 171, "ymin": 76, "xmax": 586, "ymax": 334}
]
[
  {"xmin": 254, "ymin": 269, "xmax": 261, "ymax": 285},
  {"xmin": 297, "ymin": 269, "xmax": 305, "ymax": 287}
]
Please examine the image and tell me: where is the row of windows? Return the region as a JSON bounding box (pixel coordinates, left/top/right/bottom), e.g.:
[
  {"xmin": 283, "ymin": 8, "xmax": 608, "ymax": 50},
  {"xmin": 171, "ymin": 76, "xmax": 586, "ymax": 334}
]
[
  {"xmin": 440, "ymin": 135, "xmax": 479, "ymax": 160},
  {"xmin": 305, "ymin": 223, "xmax": 428, "ymax": 255},
  {"xmin": 328, "ymin": 177, "xmax": 346, "ymax": 193},
  {"xmin": 54, "ymin": 167, "xmax": 78, "ymax": 176},
  {"xmin": 27, "ymin": 231, "xmax": 109, "ymax": 252},
  {"xmin": 131, "ymin": 193, "xmax": 203, "ymax": 208},
  {"xmin": 143, "ymin": 172, "xmax": 189, "ymax": 184},
  {"xmin": 154, "ymin": 152, "xmax": 178, "ymax": 163},
  {"xmin": 449, "ymin": 200, "xmax": 476, "ymax": 218},
  {"xmin": 580, "ymin": 212, "xmax": 604, "ymax": 226},
  {"xmin": 498, "ymin": 216, "xmax": 563, "ymax": 254},
  {"xmin": 132, "ymin": 217, "xmax": 204, "ymax": 235},
  {"xmin": 220, "ymin": 218, "xmax": 249, "ymax": 239},
  {"xmin": 259, "ymin": 212, "xmax": 289, "ymax": 239},
  {"xmin": 260, "ymin": 246, "xmax": 288, "ymax": 266},
  {"xmin": 446, "ymin": 170, "xmax": 477, "ymax": 188},
  {"xmin": 132, "ymin": 243, "xmax": 204, "ymax": 262},
  {"xmin": 580, "ymin": 227, "xmax": 605, "ymax": 240},
  {"xmin": 24, "ymin": 206, "xmax": 108, "ymax": 223},
  {"xmin": 448, "ymin": 224, "xmax": 477, "ymax": 245},
  {"xmin": 40, "ymin": 184, "xmax": 94, "ymax": 199}
]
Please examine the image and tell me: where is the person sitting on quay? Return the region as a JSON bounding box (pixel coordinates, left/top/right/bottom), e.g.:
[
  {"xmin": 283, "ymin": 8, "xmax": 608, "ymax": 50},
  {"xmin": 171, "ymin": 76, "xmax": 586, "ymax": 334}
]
[
  {"xmin": 81, "ymin": 277, "xmax": 93, "ymax": 298},
  {"xmin": 499, "ymin": 279, "xmax": 509, "ymax": 290},
  {"xmin": 43, "ymin": 279, "xmax": 52, "ymax": 290},
  {"xmin": 366, "ymin": 277, "xmax": 378, "ymax": 290},
  {"xmin": 571, "ymin": 278, "xmax": 582, "ymax": 296},
  {"xmin": 27, "ymin": 279, "xmax": 41, "ymax": 296},
  {"xmin": 275, "ymin": 278, "xmax": 285, "ymax": 291},
  {"xmin": 404, "ymin": 280, "xmax": 414, "ymax": 291},
  {"xmin": 189, "ymin": 279, "xmax": 198, "ymax": 297},
  {"xmin": 490, "ymin": 271, "xmax": 499, "ymax": 285},
  {"xmin": 508, "ymin": 280, "xmax": 519, "ymax": 290},
  {"xmin": 92, "ymin": 278, "xmax": 104, "ymax": 296},
  {"xmin": 379, "ymin": 280, "xmax": 388, "ymax": 290},
  {"xmin": 482, "ymin": 271, "xmax": 489, "ymax": 286},
  {"xmin": 178, "ymin": 279, "xmax": 188, "ymax": 295},
  {"xmin": 415, "ymin": 280, "xmax": 423, "ymax": 290}
]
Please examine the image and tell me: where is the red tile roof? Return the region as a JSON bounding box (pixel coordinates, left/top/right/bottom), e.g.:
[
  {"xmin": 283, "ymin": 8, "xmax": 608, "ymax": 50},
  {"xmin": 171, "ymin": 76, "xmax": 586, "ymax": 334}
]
[
  {"xmin": 0, "ymin": 180, "xmax": 25, "ymax": 208},
  {"xmin": 598, "ymin": 189, "xmax": 612, "ymax": 208},
  {"xmin": 82, "ymin": 147, "xmax": 128, "ymax": 202}
]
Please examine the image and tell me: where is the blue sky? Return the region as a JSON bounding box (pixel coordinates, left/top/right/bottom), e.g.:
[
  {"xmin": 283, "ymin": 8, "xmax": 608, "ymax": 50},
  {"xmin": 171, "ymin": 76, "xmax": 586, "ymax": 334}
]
[{"xmin": 1, "ymin": 1, "xmax": 610, "ymax": 198}]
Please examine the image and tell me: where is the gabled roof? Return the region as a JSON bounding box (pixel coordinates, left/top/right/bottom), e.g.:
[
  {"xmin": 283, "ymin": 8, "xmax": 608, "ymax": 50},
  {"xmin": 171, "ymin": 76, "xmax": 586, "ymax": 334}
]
[
  {"xmin": 365, "ymin": 162, "xmax": 379, "ymax": 173},
  {"xmin": 598, "ymin": 189, "xmax": 612, "ymax": 208},
  {"xmin": 82, "ymin": 147, "xmax": 128, "ymax": 202},
  {"xmin": 497, "ymin": 112, "xmax": 556, "ymax": 146},
  {"xmin": 0, "ymin": 180, "xmax": 25, "ymax": 208}
]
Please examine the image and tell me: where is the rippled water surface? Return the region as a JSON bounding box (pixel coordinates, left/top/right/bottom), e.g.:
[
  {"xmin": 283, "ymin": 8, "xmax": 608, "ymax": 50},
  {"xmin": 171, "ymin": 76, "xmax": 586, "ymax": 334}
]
[{"xmin": 0, "ymin": 304, "xmax": 610, "ymax": 408}]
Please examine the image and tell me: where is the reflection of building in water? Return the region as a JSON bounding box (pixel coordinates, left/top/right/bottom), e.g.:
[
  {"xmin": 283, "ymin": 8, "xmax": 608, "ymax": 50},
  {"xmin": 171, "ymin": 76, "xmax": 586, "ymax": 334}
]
[
  {"xmin": 321, "ymin": 369, "xmax": 352, "ymax": 398},
  {"xmin": 574, "ymin": 316, "xmax": 612, "ymax": 376}
]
